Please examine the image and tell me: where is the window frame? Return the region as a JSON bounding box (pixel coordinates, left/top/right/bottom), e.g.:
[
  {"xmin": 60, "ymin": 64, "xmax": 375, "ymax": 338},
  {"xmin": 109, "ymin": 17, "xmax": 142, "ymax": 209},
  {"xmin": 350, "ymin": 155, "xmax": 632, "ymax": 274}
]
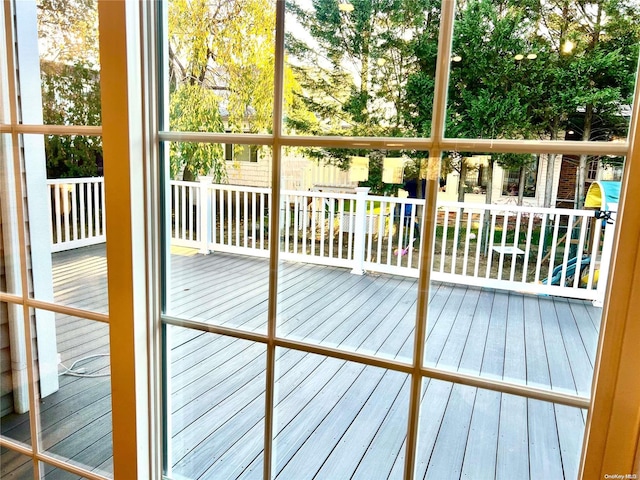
[
  {"xmin": 1, "ymin": 0, "xmax": 639, "ymax": 478},
  {"xmin": 155, "ymin": 1, "xmax": 640, "ymax": 479}
]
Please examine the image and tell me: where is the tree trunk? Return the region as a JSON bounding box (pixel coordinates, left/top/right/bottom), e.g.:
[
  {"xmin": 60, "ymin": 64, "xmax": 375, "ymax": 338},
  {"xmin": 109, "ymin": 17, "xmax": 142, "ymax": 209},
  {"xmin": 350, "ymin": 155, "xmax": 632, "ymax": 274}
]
[
  {"xmin": 517, "ymin": 165, "xmax": 526, "ymax": 206},
  {"xmin": 485, "ymin": 159, "xmax": 494, "ymax": 205},
  {"xmin": 544, "ymin": 152, "xmax": 556, "ymax": 207},
  {"xmin": 576, "ymin": 106, "xmax": 593, "ymax": 209},
  {"xmin": 457, "ymin": 159, "xmax": 467, "ymax": 203},
  {"xmin": 182, "ymin": 165, "xmax": 197, "ymax": 182}
]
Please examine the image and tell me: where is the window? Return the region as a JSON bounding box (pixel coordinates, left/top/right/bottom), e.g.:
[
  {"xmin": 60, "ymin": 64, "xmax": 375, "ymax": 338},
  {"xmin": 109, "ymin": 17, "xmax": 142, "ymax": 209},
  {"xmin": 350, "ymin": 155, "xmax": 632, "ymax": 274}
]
[
  {"xmin": 225, "ymin": 143, "xmax": 259, "ymax": 163},
  {"xmin": 2, "ymin": 1, "xmax": 640, "ymax": 479}
]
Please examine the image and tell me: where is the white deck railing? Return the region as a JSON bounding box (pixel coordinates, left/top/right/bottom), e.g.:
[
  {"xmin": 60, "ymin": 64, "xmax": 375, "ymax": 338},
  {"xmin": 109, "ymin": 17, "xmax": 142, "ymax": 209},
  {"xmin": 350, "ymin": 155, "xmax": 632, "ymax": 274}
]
[
  {"xmin": 50, "ymin": 177, "xmax": 615, "ymax": 304},
  {"xmin": 48, "ymin": 177, "xmax": 106, "ymax": 253}
]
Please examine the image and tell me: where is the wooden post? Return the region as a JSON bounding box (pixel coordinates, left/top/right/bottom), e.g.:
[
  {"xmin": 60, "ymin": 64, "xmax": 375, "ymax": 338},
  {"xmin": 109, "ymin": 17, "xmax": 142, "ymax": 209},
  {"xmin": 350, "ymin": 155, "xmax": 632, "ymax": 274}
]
[
  {"xmin": 351, "ymin": 187, "xmax": 370, "ymax": 275},
  {"xmin": 198, "ymin": 176, "xmax": 212, "ymax": 254},
  {"xmin": 594, "ymin": 208, "xmax": 616, "ymax": 307}
]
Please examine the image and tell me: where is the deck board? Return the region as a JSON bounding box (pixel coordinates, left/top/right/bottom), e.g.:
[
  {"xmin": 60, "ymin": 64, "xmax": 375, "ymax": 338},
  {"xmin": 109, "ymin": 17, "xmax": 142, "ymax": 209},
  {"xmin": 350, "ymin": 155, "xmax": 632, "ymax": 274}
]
[{"xmin": 0, "ymin": 244, "xmax": 602, "ymax": 479}]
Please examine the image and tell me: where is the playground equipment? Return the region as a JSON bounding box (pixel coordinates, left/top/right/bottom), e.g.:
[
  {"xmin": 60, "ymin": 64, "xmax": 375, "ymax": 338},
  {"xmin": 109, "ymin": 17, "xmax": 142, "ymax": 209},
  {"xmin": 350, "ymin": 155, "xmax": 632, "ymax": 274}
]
[
  {"xmin": 584, "ymin": 180, "xmax": 621, "ymax": 211},
  {"xmin": 542, "ymin": 181, "xmax": 620, "ymax": 288}
]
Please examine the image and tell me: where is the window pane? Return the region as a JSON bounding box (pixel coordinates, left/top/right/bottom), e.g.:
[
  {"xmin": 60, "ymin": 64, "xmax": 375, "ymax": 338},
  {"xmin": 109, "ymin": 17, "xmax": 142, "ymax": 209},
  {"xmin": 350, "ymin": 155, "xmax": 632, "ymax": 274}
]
[
  {"xmin": 36, "ymin": 0, "xmax": 101, "ymax": 126},
  {"xmin": 39, "ymin": 311, "xmax": 112, "ymax": 478},
  {"xmin": 284, "ymin": 0, "xmax": 439, "ymax": 138},
  {"xmin": 272, "ymin": 348, "xmax": 409, "ymax": 479},
  {"xmin": 165, "ymin": 142, "xmax": 272, "ymax": 334},
  {"xmin": 166, "ymin": 327, "xmax": 266, "ymax": 479},
  {"xmin": 414, "ymin": 380, "xmax": 585, "ymax": 480},
  {"xmin": 0, "ymin": 302, "xmax": 32, "ymax": 450},
  {"xmin": 428, "ymin": 151, "xmax": 620, "ymax": 397},
  {"xmin": 0, "ymin": 451, "xmax": 33, "ymax": 478},
  {"xmin": 0, "ymin": 134, "xmax": 22, "ymax": 296},
  {"xmin": 40, "ymin": 464, "xmax": 84, "ymax": 479},
  {"xmin": 446, "ymin": 1, "xmax": 639, "ymax": 141},
  {"xmin": 167, "ymin": 0, "xmax": 276, "ymax": 134},
  {"xmin": 277, "ymin": 149, "xmax": 431, "ymax": 362},
  {"xmin": 22, "ymin": 134, "xmax": 107, "ymax": 314}
]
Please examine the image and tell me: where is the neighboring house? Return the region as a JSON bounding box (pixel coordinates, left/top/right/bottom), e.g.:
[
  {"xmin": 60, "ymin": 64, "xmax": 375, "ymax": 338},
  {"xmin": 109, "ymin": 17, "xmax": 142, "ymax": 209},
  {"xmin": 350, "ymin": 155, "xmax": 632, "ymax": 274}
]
[
  {"xmin": 437, "ymin": 152, "xmax": 624, "ymax": 208},
  {"xmin": 223, "ymin": 145, "xmax": 356, "ymax": 192}
]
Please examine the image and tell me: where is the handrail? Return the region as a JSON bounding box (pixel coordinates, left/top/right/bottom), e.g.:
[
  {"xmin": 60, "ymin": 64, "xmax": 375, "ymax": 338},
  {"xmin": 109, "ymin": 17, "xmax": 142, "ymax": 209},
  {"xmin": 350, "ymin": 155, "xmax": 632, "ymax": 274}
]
[{"xmin": 49, "ymin": 177, "xmax": 614, "ymax": 303}]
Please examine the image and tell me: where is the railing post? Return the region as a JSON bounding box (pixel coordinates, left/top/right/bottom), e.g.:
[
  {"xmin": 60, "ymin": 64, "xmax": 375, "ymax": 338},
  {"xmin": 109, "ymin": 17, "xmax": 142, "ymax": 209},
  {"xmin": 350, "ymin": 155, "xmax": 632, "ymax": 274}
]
[
  {"xmin": 351, "ymin": 187, "xmax": 370, "ymax": 275},
  {"xmin": 198, "ymin": 176, "xmax": 212, "ymax": 254},
  {"xmin": 594, "ymin": 209, "xmax": 616, "ymax": 307}
]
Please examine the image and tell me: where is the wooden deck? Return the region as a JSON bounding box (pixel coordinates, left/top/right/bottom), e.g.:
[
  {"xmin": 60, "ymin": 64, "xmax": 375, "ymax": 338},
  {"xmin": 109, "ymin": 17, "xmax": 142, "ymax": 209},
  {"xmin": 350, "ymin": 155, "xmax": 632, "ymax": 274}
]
[{"xmin": 1, "ymin": 244, "xmax": 601, "ymax": 479}]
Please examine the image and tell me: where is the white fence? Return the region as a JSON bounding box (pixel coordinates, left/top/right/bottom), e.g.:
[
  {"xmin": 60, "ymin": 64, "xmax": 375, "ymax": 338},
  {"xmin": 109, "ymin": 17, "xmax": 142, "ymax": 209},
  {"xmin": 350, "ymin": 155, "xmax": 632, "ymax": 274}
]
[
  {"xmin": 50, "ymin": 177, "xmax": 616, "ymax": 303},
  {"xmin": 48, "ymin": 177, "xmax": 105, "ymax": 253}
]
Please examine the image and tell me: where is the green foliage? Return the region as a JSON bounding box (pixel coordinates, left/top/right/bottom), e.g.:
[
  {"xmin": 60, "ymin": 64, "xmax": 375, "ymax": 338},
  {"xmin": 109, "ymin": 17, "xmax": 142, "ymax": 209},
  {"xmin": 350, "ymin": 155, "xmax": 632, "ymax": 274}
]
[
  {"xmin": 41, "ymin": 61, "xmax": 102, "ymax": 178},
  {"xmin": 45, "ymin": 135, "xmax": 101, "ymax": 179},
  {"xmin": 169, "ymin": 84, "xmax": 225, "ymax": 181},
  {"xmin": 38, "ymin": 0, "xmax": 101, "ymax": 179}
]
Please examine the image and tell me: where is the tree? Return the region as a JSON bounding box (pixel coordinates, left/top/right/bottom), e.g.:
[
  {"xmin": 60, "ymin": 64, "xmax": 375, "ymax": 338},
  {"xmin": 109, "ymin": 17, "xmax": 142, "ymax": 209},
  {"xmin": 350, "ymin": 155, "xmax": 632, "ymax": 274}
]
[
  {"xmin": 528, "ymin": 0, "xmax": 640, "ymax": 207},
  {"xmin": 41, "ymin": 61, "xmax": 102, "ymax": 178},
  {"xmin": 407, "ymin": 0, "xmax": 537, "ymax": 203},
  {"xmin": 405, "ymin": 0, "xmax": 639, "ymax": 207},
  {"xmin": 38, "ymin": 0, "xmax": 102, "ymax": 179},
  {"xmin": 287, "ymin": 0, "xmax": 439, "ymax": 181},
  {"xmin": 169, "ymin": 84, "xmax": 225, "ymax": 181},
  {"xmin": 168, "ymin": 0, "xmax": 294, "ymax": 180}
]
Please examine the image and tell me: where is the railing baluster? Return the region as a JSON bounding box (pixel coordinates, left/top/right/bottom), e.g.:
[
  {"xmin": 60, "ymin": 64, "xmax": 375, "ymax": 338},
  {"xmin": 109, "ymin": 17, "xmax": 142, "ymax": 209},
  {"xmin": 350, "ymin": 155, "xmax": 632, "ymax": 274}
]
[
  {"xmin": 559, "ymin": 214, "xmax": 575, "ymax": 287},
  {"xmin": 320, "ymin": 198, "xmax": 326, "ymax": 258},
  {"xmin": 509, "ymin": 212, "xmax": 522, "ymax": 282},
  {"xmin": 347, "ymin": 198, "xmax": 356, "ymax": 260},
  {"xmin": 473, "ymin": 210, "xmax": 484, "ymax": 278},
  {"xmin": 294, "ymin": 195, "xmax": 300, "ymax": 255},
  {"xmin": 243, "ymin": 191, "xmax": 248, "ymax": 249},
  {"xmin": 181, "ymin": 185, "xmax": 186, "ymax": 241},
  {"xmin": 534, "ymin": 213, "xmax": 548, "ymax": 284},
  {"xmin": 54, "ymin": 184, "xmax": 62, "ymax": 244},
  {"xmin": 386, "ymin": 203, "xmax": 394, "ymax": 265},
  {"xmin": 260, "ymin": 192, "xmax": 265, "ymax": 250},
  {"xmin": 251, "ymin": 192, "xmax": 257, "ymax": 250},
  {"xmin": 79, "ymin": 183, "xmax": 86, "ymax": 240},
  {"xmin": 328, "ymin": 197, "xmax": 335, "ymax": 258},
  {"xmin": 547, "ymin": 214, "xmax": 561, "ymax": 285},
  {"xmin": 462, "ymin": 209, "xmax": 472, "ymax": 276},
  {"xmin": 235, "ymin": 189, "xmax": 240, "ymax": 247},
  {"xmin": 376, "ymin": 202, "xmax": 385, "ymax": 265},
  {"xmin": 338, "ymin": 198, "xmax": 344, "ymax": 259},
  {"xmin": 572, "ymin": 214, "xmax": 589, "ymax": 288},
  {"xmin": 63, "ymin": 185, "xmax": 71, "ymax": 243},
  {"xmin": 366, "ymin": 201, "xmax": 374, "ymax": 265},
  {"xmin": 282, "ymin": 195, "xmax": 291, "ymax": 252},
  {"xmin": 439, "ymin": 208, "xmax": 448, "ymax": 273},
  {"xmin": 227, "ymin": 190, "xmax": 233, "ymax": 246},
  {"xmin": 302, "ymin": 194, "xmax": 309, "ymax": 255},
  {"xmin": 451, "ymin": 207, "xmax": 461, "ymax": 274},
  {"xmin": 586, "ymin": 215, "xmax": 603, "ymax": 290},
  {"xmin": 522, "ymin": 213, "xmax": 534, "ymax": 283},
  {"xmin": 100, "ymin": 179, "xmax": 105, "ymax": 235},
  {"xmin": 70, "ymin": 184, "xmax": 78, "ymax": 241},
  {"xmin": 310, "ymin": 196, "xmax": 317, "ymax": 256},
  {"xmin": 497, "ymin": 213, "xmax": 508, "ymax": 281},
  {"xmin": 87, "ymin": 181, "xmax": 95, "ymax": 239},
  {"xmin": 486, "ymin": 213, "xmax": 496, "ymax": 278}
]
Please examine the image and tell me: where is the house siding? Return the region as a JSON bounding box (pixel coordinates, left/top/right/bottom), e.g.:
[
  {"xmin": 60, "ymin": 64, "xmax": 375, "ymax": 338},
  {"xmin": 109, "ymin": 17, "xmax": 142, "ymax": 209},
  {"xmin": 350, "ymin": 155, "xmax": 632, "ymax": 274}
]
[{"xmin": 0, "ymin": 199, "xmax": 14, "ymax": 417}]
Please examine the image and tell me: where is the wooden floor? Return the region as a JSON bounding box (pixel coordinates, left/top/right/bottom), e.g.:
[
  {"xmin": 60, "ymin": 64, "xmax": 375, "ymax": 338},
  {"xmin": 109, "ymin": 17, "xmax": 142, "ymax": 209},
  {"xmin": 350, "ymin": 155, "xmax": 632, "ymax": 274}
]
[{"xmin": 0, "ymin": 244, "xmax": 601, "ymax": 479}]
